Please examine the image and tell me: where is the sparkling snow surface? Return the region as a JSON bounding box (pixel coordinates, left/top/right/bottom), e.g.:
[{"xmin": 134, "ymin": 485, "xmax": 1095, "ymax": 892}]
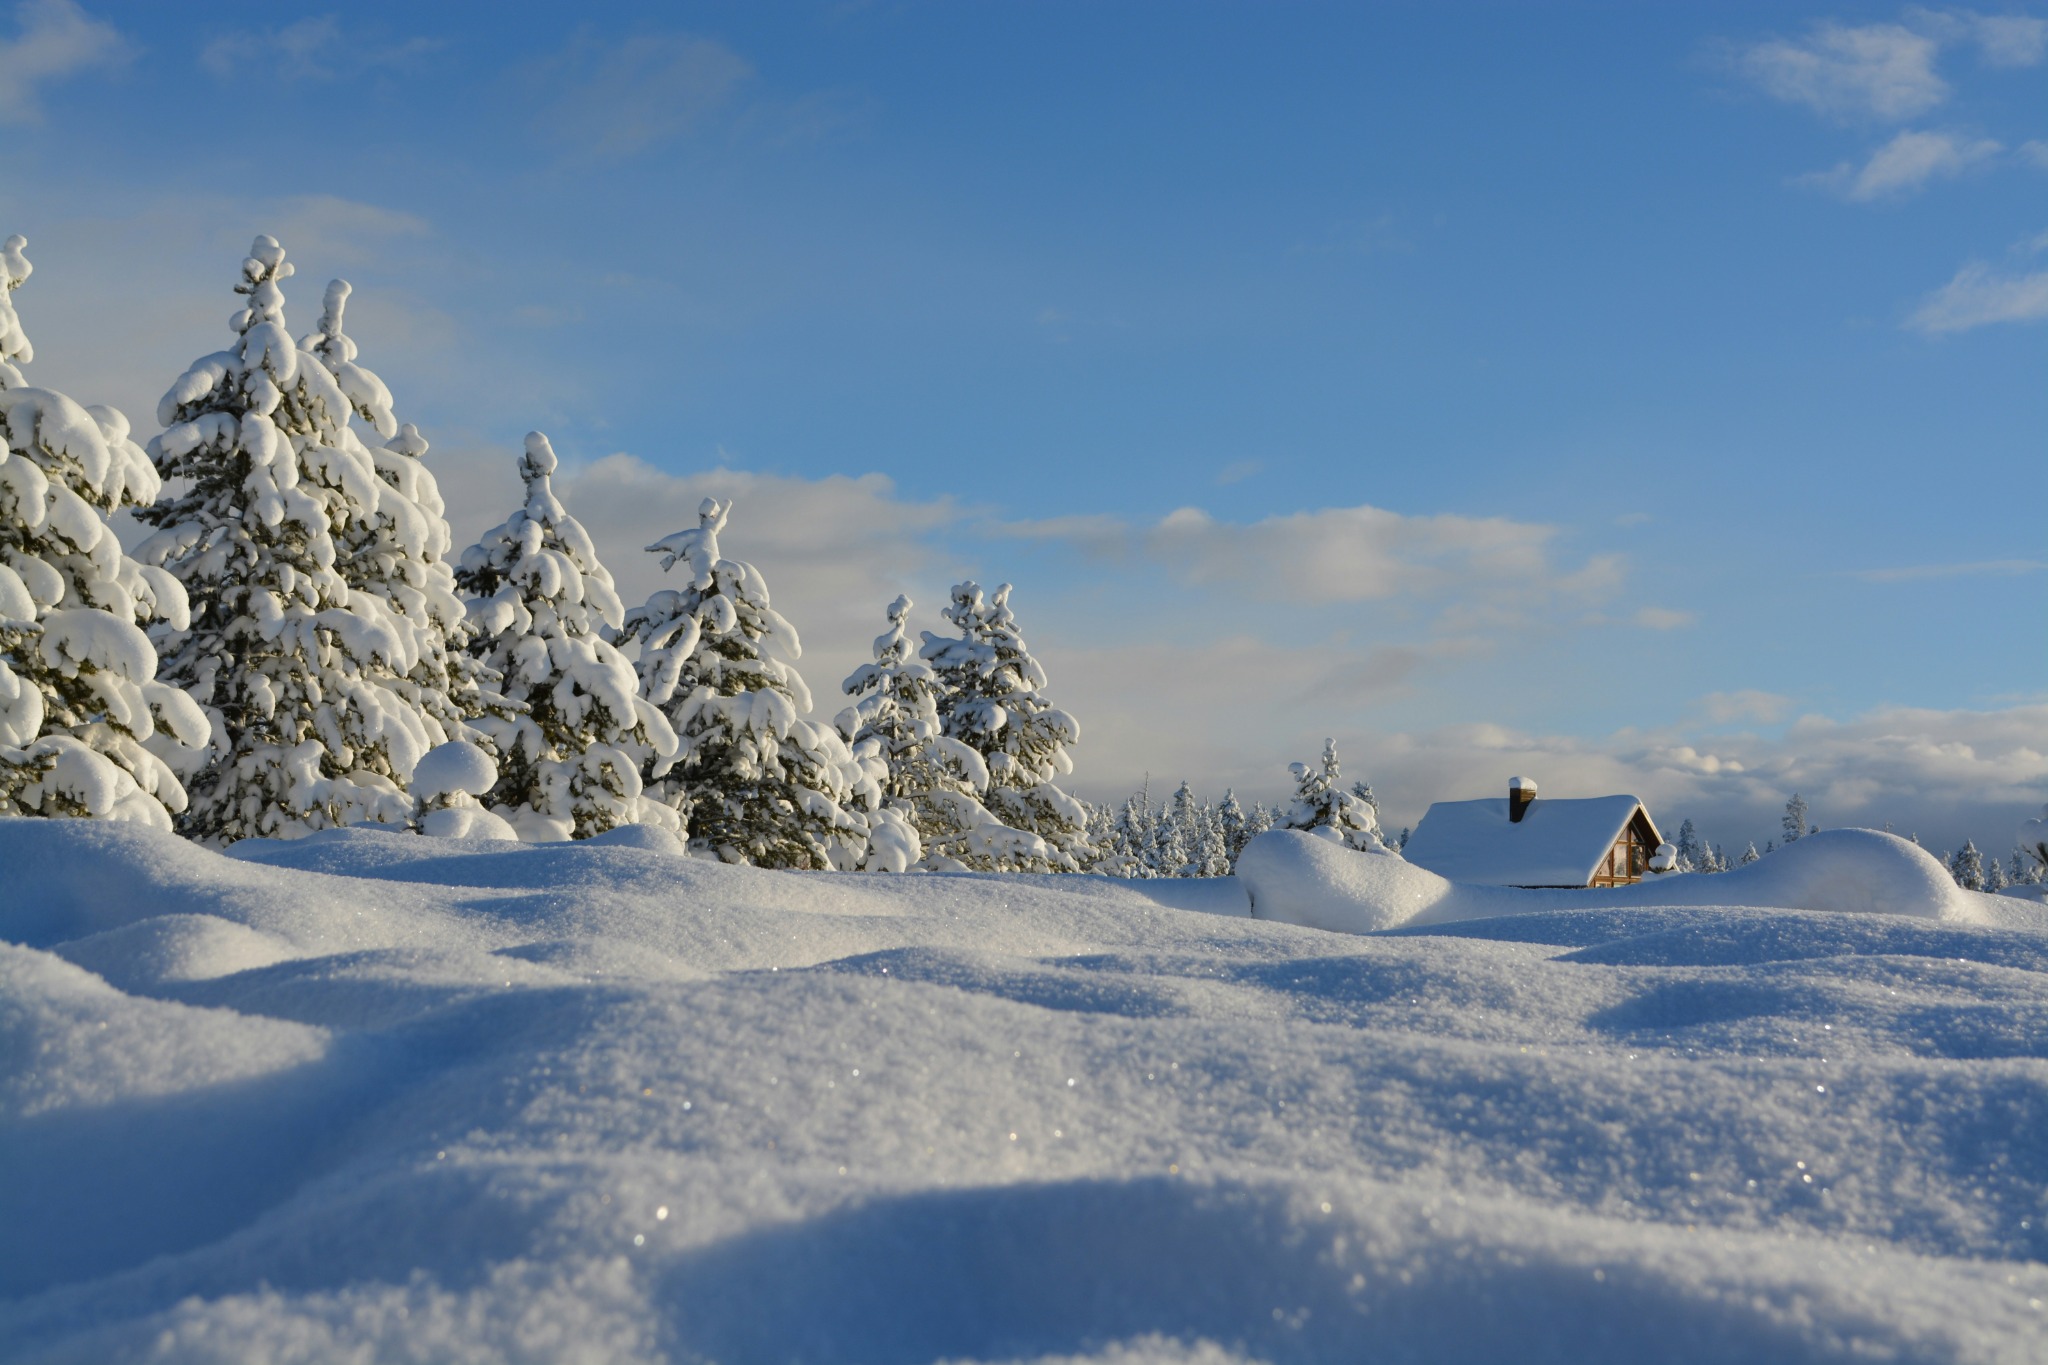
[{"xmin": 3, "ymin": 822, "xmax": 2047, "ymax": 1364}]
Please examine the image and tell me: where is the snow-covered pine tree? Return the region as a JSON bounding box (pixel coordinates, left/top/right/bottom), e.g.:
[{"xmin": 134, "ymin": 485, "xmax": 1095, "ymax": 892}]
[
  {"xmin": 1150, "ymin": 782, "xmax": 1191, "ymax": 876},
  {"xmin": 920, "ymin": 580, "xmax": 1091, "ymax": 871},
  {"xmin": 456, "ymin": 432, "xmax": 678, "ymax": 840},
  {"xmin": 1673, "ymin": 818, "xmax": 1705, "ymax": 873},
  {"xmin": 2013, "ymin": 840, "xmax": 2046, "ymax": 886},
  {"xmin": 1985, "ymin": 858, "xmax": 2008, "ymax": 893},
  {"xmin": 136, "ymin": 235, "xmax": 439, "ymax": 841},
  {"xmin": 1782, "ymin": 793, "xmax": 1809, "ymax": 843},
  {"xmin": 1217, "ymin": 788, "xmax": 1251, "ymax": 866},
  {"xmin": 838, "ymin": 593, "xmax": 1037, "ymax": 871},
  {"xmin": 1948, "ymin": 839, "xmax": 1984, "ymax": 891},
  {"xmin": 1739, "ymin": 841, "xmax": 1761, "ymax": 865},
  {"xmin": 1090, "ymin": 789, "xmax": 1152, "ymax": 877},
  {"xmin": 1166, "ymin": 781, "xmax": 1230, "ymax": 877},
  {"xmin": 0, "ymin": 234, "xmax": 209, "ymax": 825},
  {"xmin": 1283, "ymin": 738, "xmax": 1391, "ymax": 852},
  {"xmin": 300, "ymin": 280, "xmax": 504, "ymax": 753},
  {"xmin": 618, "ymin": 495, "xmax": 874, "ymax": 867}
]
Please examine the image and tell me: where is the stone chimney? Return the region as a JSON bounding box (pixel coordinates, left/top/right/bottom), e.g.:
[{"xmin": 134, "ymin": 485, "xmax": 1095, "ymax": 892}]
[{"xmin": 1508, "ymin": 776, "xmax": 1537, "ymax": 823}]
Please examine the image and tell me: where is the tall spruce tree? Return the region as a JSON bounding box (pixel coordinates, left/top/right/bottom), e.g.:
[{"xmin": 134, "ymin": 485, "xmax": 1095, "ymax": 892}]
[
  {"xmin": 920, "ymin": 580, "xmax": 1091, "ymax": 871},
  {"xmin": 137, "ymin": 235, "xmax": 435, "ymax": 841},
  {"xmin": 456, "ymin": 432, "xmax": 678, "ymax": 839},
  {"xmin": 617, "ymin": 496, "xmax": 875, "ymax": 867},
  {"xmin": 300, "ymin": 280, "xmax": 503, "ymax": 752},
  {"xmin": 0, "ymin": 234, "xmax": 209, "ymax": 824}
]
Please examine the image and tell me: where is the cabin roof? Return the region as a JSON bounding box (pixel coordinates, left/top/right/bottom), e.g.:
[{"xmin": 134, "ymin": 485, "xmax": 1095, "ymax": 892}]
[{"xmin": 1402, "ymin": 794, "xmax": 1654, "ymax": 887}]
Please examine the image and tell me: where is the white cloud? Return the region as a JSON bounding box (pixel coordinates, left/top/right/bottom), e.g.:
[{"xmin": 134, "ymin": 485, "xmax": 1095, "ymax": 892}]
[
  {"xmin": 198, "ymin": 17, "xmax": 437, "ymax": 81},
  {"xmin": 2021, "ymin": 140, "xmax": 2048, "ymax": 169},
  {"xmin": 1851, "ymin": 557, "xmax": 2048, "ymax": 582},
  {"xmin": 1802, "ymin": 128, "xmax": 2002, "ymax": 200},
  {"xmin": 0, "ymin": 0, "xmax": 125, "ymax": 125},
  {"xmin": 1737, "ymin": 21, "xmax": 1948, "ymax": 121},
  {"xmin": 1907, "ymin": 6, "xmax": 2048, "ymax": 67},
  {"xmin": 1214, "ymin": 460, "xmax": 1262, "ymax": 486},
  {"xmin": 1908, "ymin": 259, "xmax": 2048, "ymax": 331},
  {"xmin": 531, "ymin": 32, "xmax": 754, "ymax": 159},
  {"xmin": 997, "ymin": 502, "xmax": 1623, "ymax": 610}
]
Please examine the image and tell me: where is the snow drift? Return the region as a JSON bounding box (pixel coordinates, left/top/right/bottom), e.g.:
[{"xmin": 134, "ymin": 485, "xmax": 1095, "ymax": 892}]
[
  {"xmin": 3, "ymin": 819, "xmax": 2046, "ymax": 1363},
  {"xmin": 1238, "ymin": 826, "xmax": 2020, "ymax": 934}
]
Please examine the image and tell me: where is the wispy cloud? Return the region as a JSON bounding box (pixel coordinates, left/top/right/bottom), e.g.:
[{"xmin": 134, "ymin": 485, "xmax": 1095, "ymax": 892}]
[
  {"xmin": 1908, "ymin": 260, "xmax": 2048, "ymax": 332},
  {"xmin": 530, "ymin": 31, "xmax": 755, "ymax": 159},
  {"xmin": 1214, "ymin": 460, "xmax": 1263, "ymax": 486},
  {"xmin": 997, "ymin": 502, "xmax": 1623, "ymax": 610},
  {"xmin": 1801, "ymin": 127, "xmax": 2002, "ymax": 200},
  {"xmin": 1906, "ymin": 6, "xmax": 2048, "ymax": 67},
  {"xmin": 1850, "ymin": 557, "xmax": 2048, "ymax": 581},
  {"xmin": 199, "ymin": 16, "xmax": 439, "ymax": 82},
  {"xmin": 0, "ymin": 0, "xmax": 126, "ymax": 125},
  {"xmin": 1736, "ymin": 21, "xmax": 1948, "ymax": 122}
]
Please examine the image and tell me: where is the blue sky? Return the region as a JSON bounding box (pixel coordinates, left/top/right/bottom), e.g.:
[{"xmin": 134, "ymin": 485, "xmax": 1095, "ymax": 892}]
[{"xmin": 1, "ymin": 1, "xmax": 2042, "ymax": 850}]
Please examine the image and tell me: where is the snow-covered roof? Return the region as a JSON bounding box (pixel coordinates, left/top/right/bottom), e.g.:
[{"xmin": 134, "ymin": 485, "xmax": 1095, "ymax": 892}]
[{"xmin": 1402, "ymin": 794, "xmax": 1652, "ymax": 887}]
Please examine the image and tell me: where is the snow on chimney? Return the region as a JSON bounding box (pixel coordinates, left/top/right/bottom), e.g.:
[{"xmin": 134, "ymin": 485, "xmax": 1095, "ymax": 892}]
[{"xmin": 1508, "ymin": 776, "xmax": 1537, "ymax": 823}]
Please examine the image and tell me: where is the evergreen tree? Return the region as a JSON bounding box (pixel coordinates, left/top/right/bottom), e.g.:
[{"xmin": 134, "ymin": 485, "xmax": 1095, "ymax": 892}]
[
  {"xmin": 0, "ymin": 234, "xmax": 209, "ymax": 825},
  {"xmin": 1218, "ymin": 788, "xmax": 1252, "ymax": 865},
  {"xmin": 618, "ymin": 496, "xmax": 875, "ymax": 867},
  {"xmin": 920, "ymin": 580, "xmax": 1091, "ymax": 871},
  {"xmin": 457, "ymin": 432, "xmax": 678, "ymax": 840},
  {"xmin": 300, "ymin": 280, "xmax": 504, "ymax": 753},
  {"xmin": 1283, "ymin": 738, "xmax": 1391, "ymax": 852},
  {"xmin": 1947, "ymin": 839, "xmax": 1984, "ymax": 891},
  {"xmin": 1185, "ymin": 783, "xmax": 1231, "ymax": 877},
  {"xmin": 1984, "ymin": 858, "xmax": 2008, "ymax": 893},
  {"xmin": 838, "ymin": 593, "xmax": 1035, "ymax": 870},
  {"xmin": 1739, "ymin": 841, "xmax": 1761, "ymax": 865},
  {"xmin": 1782, "ymin": 793, "xmax": 1809, "ymax": 843},
  {"xmin": 137, "ymin": 235, "xmax": 435, "ymax": 841},
  {"xmin": 1674, "ymin": 818, "xmax": 1705, "ymax": 873},
  {"xmin": 2011, "ymin": 840, "xmax": 2046, "ymax": 886}
]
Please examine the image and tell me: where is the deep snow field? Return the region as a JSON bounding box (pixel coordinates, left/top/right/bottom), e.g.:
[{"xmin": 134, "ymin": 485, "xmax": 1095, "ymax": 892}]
[{"xmin": 3, "ymin": 821, "xmax": 2047, "ymax": 1364}]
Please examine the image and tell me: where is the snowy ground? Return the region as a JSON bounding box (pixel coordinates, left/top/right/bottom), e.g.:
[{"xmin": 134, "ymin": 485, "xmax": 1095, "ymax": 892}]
[{"xmin": 4, "ymin": 822, "xmax": 2047, "ymax": 1363}]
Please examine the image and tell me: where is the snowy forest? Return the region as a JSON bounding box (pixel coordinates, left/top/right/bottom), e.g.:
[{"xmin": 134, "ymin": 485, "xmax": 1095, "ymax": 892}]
[{"xmin": 1, "ymin": 234, "xmax": 2037, "ymax": 890}]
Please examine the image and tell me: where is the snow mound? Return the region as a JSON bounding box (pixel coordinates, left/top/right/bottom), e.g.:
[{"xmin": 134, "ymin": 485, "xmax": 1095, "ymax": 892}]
[
  {"xmin": 2, "ymin": 818, "xmax": 2046, "ymax": 1362},
  {"xmin": 1239, "ymin": 827, "xmax": 2005, "ymax": 933},
  {"xmin": 52, "ymin": 913, "xmax": 304, "ymax": 990}
]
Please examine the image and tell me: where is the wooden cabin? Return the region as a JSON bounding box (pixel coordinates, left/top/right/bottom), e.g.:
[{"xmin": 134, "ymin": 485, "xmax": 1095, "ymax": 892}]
[{"xmin": 1400, "ymin": 777, "xmax": 1664, "ymax": 889}]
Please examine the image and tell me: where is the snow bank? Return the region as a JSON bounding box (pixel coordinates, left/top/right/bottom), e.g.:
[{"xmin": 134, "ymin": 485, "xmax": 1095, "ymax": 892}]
[
  {"xmin": 1239, "ymin": 827, "xmax": 2015, "ymax": 934},
  {"xmin": 3, "ymin": 819, "xmax": 2046, "ymax": 1363}
]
